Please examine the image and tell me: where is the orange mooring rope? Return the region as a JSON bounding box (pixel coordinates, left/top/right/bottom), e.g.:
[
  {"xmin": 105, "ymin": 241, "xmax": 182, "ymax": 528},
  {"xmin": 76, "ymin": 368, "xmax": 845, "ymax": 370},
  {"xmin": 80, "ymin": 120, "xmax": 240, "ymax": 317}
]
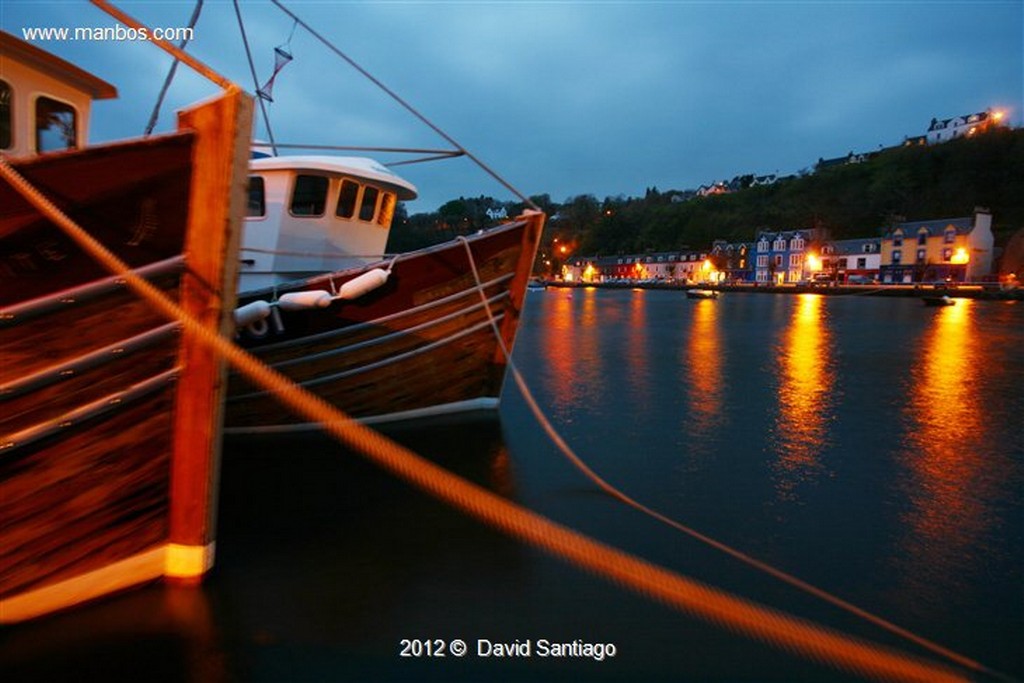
[{"xmin": 1, "ymin": 153, "xmax": 986, "ymax": 683}]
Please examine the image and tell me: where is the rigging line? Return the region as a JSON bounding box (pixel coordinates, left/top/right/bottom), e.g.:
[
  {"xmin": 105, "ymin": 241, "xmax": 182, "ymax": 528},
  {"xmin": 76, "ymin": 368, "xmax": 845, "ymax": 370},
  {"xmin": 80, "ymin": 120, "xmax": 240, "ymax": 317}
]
[
  {"xmin": 455, "ymin": 234, "xmax": 1014, "ymax": 683},
  {"xmin": 233, "ymin": 0, "xmax": 278, "ymax": 156},
  {"xmin": 90, "ymin": 1, "xmax": 231, "ymax": 89},
  {"xmin": 0, "ymin": 160, "xmax": 972, "ymax": 683},
  {"xmin": 268, "ymin": 0, "xmax": 540, "ymax": 212},
  {"xmin": 250, "ymin": 142, "xmax": 462, "ymax": 157},
  {"xmin": 143, "ymin": 0, "xmax": 203, "ymax": 136},
  {"xmin": 386, "ymin": 154, "xmax": 466, "ymax": 168}
]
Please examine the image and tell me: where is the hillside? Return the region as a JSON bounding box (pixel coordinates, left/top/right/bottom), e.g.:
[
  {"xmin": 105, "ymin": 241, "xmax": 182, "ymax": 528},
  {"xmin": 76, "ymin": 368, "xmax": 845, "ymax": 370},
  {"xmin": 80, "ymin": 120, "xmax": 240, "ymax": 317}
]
[{"xmin": 387, "ymin": 127, "xmax": 1024, "ymax": 256}]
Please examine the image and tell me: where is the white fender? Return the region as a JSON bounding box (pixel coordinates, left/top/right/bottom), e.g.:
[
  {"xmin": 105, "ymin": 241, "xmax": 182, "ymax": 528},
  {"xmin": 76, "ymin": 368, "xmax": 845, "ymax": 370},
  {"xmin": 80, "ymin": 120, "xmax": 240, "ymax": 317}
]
[
  {"xmin": 233, "ymin": 300, "xmax": 272, "ymax": 326},
  {"xmin": 278, "ymin": 290, "xmax": 332, "ymax": 311},
  {"xmin": 338, "ymin": 268, "xmax": 389, "ymax": 300}
]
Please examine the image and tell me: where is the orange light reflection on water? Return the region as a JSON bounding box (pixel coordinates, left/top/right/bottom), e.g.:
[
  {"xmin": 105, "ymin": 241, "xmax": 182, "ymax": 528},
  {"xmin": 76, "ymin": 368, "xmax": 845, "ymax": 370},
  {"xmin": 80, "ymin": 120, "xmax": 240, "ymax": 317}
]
[
  {"xmin": 686, "ymin": 299, "xmax": 723, "ymax": 443},
  {"xmin": 772, "ymin": 294, "xmax": 833, "ymax": 502},
  {"xmin": 625, "ymin": 290, "xmax": 651, "ymax": 412},
  {"xmin": 892, "ymin": 300, "xmax": 996, "ymax": 604},
  {"xmin": 541, "ymin": 288, "xmax": 604, "ymax": 421}
]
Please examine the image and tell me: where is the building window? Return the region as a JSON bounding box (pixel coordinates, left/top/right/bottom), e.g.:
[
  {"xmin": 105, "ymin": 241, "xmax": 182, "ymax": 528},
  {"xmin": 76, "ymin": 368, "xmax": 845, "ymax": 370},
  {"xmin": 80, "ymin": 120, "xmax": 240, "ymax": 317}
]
[
  {"xmin": 916, "ymin": 249, "xmax": 926, "ymax": 263},
  {"xmin": 893, "ymin": 233, "xmax": 903, "ymax": 247},
  {"xmin": 757, "ymin": 255, "xmax": 768, "ymax": 267},
  {"xmin": 774, "ymin": 255, "xmax": 783, "ymax": 267},
  {"xmin": 35, "ymin": 96, "xmax": 78, "ymax": 152},
  {"xmin": 758, "ymin": 239, "xmax": 769, "ymax": 252},
  {"xmin": 336, "ymin": 179, "xmax": 360, "ymax": 218},
  {"xmin": 917, "ymin": 231, "xmax": 927, "ymax": 246},
  {"xmin": 943, "ymin": 248, "xmax": 953, "ymax": 262},
  {"xmin": 290, "ymin": 175, "xmax": 329, "ymax": 216},
  {"xmin": 944, "ymin": 229, "xmax": 955, "ymax": 244},
  {"xmin": 789, "ymin": 253, "xmax": 802, "ymax": 267},
  {"xmin": 0, "ymin": 80, "xmax": 11, "ymax": 150},
  {"xmin": 790, "ymin": 237, "xmax": 805, "ymax": 251},
  {"xmin": 246, "ymin": 176, "xmax": 265, "ymax": 217},
  {"xmin": 892, "ymin": 250, "xmax": 902, "ymax": 264}
]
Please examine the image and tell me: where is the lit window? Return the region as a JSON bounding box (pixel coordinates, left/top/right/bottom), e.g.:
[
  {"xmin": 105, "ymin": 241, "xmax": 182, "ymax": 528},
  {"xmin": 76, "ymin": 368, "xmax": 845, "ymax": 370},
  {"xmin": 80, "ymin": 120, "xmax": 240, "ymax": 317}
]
[
  {"xmin": 377, "ymin": 192, "xmax": 395, "ymax": 227},
  {"xmin": 336, "ymin": 179, "xmax": 360, "ymax": 218},
  {"xmin": 0, "ymin": 80, "xmax": 11, "ymax": 149},
  {"xmin": 246, "ymin": 176, "xmax": 265, "ymax": 217},
  {"xmin": 290, "ymin": 175, "xmax": 328, "ymax": 216},
  {"xmin": 942, "ymin": 248, "xmax": 952, "ymax": 262},
  {"xmin": 916, "ymin": 249, "xmax": 926, "ymax": 263},
  {"xmin": 359, "ymin": 186, "xmax": 380, "ymax": 222},
  {"xmin": 892, "ymin": 250, "xmax": 902, "ymax": 264},
  {"xmin": 35, "ymin": 96, "xmax": 77, "ymax": 152}
]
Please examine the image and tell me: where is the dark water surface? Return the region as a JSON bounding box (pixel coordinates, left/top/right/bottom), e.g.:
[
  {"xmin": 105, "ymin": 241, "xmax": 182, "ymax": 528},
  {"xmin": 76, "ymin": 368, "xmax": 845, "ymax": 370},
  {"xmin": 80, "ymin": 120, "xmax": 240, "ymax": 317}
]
[{"xmin": 3, "ymin": 290, "xmax": 1021, "ymax": 682}]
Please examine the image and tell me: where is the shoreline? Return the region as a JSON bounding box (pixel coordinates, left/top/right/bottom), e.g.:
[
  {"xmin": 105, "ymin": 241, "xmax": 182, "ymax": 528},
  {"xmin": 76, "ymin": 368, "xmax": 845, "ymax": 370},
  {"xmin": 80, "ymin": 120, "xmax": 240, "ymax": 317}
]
[{"xmin": 539, "ymin": 280, "xmax": 1023, "ymax": 301}]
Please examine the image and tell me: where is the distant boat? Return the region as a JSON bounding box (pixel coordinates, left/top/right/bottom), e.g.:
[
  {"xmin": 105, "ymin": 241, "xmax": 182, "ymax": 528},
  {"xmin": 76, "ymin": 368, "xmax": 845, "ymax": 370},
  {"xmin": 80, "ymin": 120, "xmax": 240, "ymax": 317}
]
[
  {"xmin": 527, "ymin": 278, "xmax": 547, "ymax": 292},
  {"xmin": 686, "ymin": 288, "xmax": 719, "ymax": 299},
  {"xmin": 922, "ymin": 295, "xmax": 955, "ymax": 307}
]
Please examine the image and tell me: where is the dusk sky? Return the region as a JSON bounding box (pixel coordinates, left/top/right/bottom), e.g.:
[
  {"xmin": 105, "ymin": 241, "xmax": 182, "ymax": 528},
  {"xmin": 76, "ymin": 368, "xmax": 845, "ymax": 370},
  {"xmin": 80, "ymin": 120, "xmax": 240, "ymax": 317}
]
[{"xmin": 3, "ymin": 1, "xmax": 1021, "ymax": 212}]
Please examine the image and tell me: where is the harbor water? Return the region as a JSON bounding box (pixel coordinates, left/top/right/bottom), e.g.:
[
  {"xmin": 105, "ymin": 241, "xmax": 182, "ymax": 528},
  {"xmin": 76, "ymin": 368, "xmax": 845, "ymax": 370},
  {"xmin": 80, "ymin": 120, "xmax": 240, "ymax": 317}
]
[{"xmin": 3, "ymin": 289, "xmax": 1022, "ymax": 682}]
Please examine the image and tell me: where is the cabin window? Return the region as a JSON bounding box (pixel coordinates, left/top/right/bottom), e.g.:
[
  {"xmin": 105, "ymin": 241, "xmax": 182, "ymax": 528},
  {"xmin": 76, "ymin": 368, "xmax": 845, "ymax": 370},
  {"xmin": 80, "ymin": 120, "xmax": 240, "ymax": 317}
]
[
  {"xmin": 0, "ymin": 80, "xmax": 11, "ymax": 149},
  {"xmin": 290, "ymin": 175, "xmax": 328, "ymax": 216},
  {"xmin": 377, "ymin": 192, "xmax": 395, "ymax": 227},
  {"xmin": 35, "ymin": 96, "xmax": 77, "ymax": 152},
  {"xmin": 359, "ymin": 185, "xmax": 380, "ymax": 222},
  {"xmin": 247, "ymin": 176, "xmax": 265, "ymax": 217},
  {"xmin": 336, "ymin": 179, "xmax": 360, "ymax": 219}
]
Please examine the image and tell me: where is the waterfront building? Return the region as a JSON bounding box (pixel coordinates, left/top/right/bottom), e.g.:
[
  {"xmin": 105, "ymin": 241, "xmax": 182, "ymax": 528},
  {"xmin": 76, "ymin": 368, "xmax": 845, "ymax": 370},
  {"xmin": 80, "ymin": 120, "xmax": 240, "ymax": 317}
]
[
  {"xmin": 820, "ymin": 237, "xmax": 882, "ymax": 283},
  {"xmin": 711, "ymin": 240, "xmax": 754, "ymax": 282},
  {"xmin": 754, "ymin": 229, "xmax": 824, "ymax": 283},
  {"xmin": 878, "ymin": 209, "xmax": 994, "ymax": 283}
]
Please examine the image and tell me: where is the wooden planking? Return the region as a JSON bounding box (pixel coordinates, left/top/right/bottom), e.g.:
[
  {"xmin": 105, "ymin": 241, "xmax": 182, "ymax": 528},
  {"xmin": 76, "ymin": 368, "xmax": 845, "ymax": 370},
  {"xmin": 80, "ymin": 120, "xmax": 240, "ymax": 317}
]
[
  {"xmin": 0, "ymin": 391, "xmax": 175, "ymax": 599},
  {"xmin": 0, "ymin": 278, "xmax": 179, "ymax": 382},
  {"xmin": 1, "ymin": 339, "xmax": 178, "ymax": 434},
  {"xmin": 226, "ymin": 320, "xmax": 503, "ymax": 427}
]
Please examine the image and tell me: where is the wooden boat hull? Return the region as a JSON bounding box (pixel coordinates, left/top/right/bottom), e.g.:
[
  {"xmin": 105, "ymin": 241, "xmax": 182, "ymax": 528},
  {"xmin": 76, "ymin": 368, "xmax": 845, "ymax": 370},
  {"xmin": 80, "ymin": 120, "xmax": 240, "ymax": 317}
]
[
  {"xmin": 0, "ymin": 90, "xmax": 252, "ymax": 623},
  {"xmin": 225, "ymin": 213, "xmax": 544, "ymax": 432}
]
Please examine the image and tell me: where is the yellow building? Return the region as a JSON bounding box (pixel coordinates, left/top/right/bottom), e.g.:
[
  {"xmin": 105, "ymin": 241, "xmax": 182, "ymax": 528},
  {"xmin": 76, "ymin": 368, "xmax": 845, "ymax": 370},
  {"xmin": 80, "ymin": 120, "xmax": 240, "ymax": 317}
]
[{"xmin": 879, "ymin": 210, "xmax": 993, "ymax": 283}]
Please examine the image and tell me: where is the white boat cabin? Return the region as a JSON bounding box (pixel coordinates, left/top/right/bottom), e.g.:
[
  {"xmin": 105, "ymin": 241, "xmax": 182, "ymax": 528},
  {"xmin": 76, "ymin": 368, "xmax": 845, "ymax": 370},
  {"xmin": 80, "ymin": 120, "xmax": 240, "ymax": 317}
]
[
  {"xmin": 241, "ymin": 155, "xmax": 418, "ymax": 291},
  {"xmin": 0, "ymin": 30, "xmax": 117, "ymax": 157}
]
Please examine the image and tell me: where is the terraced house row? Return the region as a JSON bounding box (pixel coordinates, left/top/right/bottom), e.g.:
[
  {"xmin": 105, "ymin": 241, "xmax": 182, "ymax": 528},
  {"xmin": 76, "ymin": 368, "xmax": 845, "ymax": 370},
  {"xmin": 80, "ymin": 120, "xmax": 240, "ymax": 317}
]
[{"xmin": 563, "ymin": 209, "xmax": 994, "ymax": 285}]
